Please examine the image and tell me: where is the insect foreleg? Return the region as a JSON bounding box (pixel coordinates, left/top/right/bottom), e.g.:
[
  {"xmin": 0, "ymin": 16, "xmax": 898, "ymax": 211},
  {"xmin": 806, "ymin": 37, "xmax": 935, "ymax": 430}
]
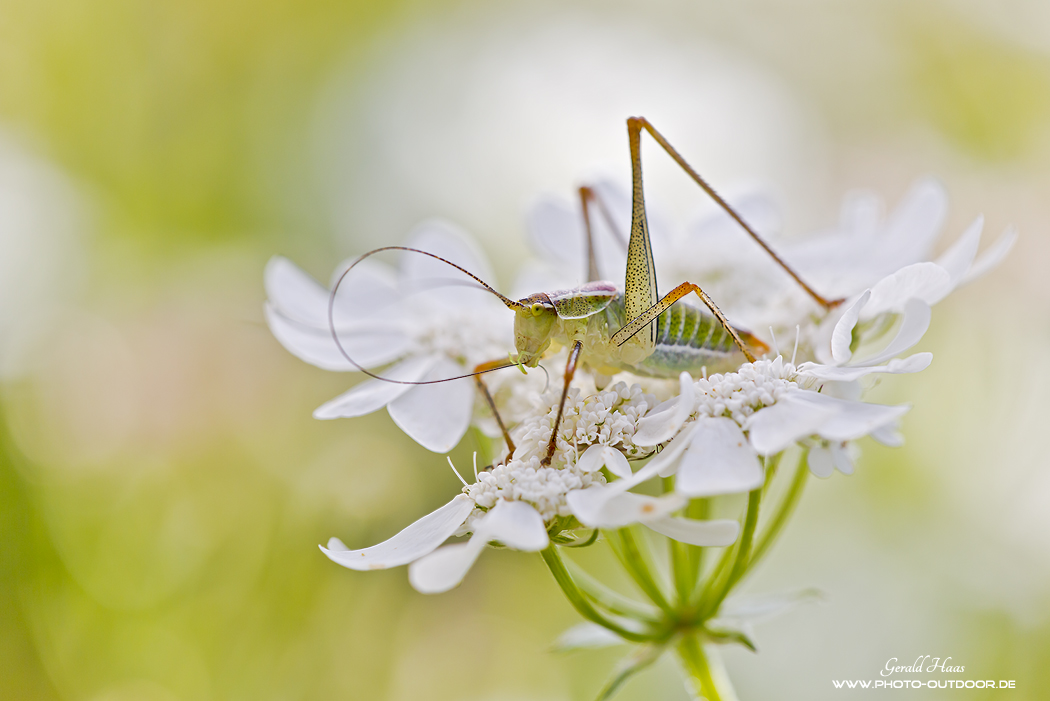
[
  {"xmin": 626, "ymin": 117, "xmax": 842, "ymax": 310},
  {"xmin": 473, "ymin": 359, "xmax": 517, "ymax": 463},
  {"xmin": 541, "ymin": 340, "xmax": 583, "ymax": 466},
  {"xmin": 611, "ymin": 281, "xmax": 758, "ymax": 363}
]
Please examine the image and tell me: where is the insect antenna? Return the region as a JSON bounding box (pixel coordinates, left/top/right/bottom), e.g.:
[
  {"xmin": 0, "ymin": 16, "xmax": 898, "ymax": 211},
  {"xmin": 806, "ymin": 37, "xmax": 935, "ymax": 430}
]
[{"xmin": 327, "ymin": 246, "xmax": 525, "ymax": 386}]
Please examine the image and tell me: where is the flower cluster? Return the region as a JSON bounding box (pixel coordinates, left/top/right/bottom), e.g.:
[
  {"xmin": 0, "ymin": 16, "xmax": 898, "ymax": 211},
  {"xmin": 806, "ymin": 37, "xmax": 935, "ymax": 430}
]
[{"xmin": 266, "ymin": 175, "xmax": 1012, "ymax": 699}]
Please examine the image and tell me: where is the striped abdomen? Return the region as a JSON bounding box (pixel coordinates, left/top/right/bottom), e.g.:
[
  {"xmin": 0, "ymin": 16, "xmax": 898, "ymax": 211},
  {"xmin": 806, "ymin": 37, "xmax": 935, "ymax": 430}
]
[{"xmin": 604, "ymin": 295, "xmax": 750, "ymax": 377}]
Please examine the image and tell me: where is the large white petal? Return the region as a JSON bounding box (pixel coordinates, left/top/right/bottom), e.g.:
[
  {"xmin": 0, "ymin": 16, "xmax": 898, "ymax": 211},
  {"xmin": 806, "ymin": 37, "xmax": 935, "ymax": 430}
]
[
  {"xmin": 830, "ymin": 291, "xmax": 870, "ymax": 363},
  {"xmin": 265, "ymin": 304, "xmax": 411, "ymax": 371},
  {"xmin": 313, "ymin": 355, "xmax": 436, "ymax": 419},
  {"xmin": 399, "ymin": 220, "xmax": 497, "ymax": 308},
  {"xmin": 387, "ymin": 358, "xmax": 475, "ymax": 453},
  {"xmin": 267, "ymin": 255, "xmax": 402, "ymax": 328},
  {"xmin": 839, "ymin": 188, "xmax": 882, "ymax": 240},
  {"xmin": 407, "ymin": 500, "xmax": 547, "ymax": 594},
  {"xmin": 577, "ymin": 444, "xmax": 633, "ymax": 480},
  {"xmin": 814, "ymin": 399, "xmax": 910, "ymax": 443},
  {"xmin": 633, "ymin": 372, "xmax": 696, "ymax": 447},
  {"xmin": 644, "ymin": 516, "xmax": 739, "ymax": 546},
  {"xmin": 798, "ymin": 352, "xmax": 932, "ymax": 382},
  {"xmin": 320, "ymin": 494, "xmax": 475, "ymax": 570},
  {"xmin": 567, "ymin": 487, "xmax": 686, "ymax": 529},
  {"xmin": 933, "ymin": 216, "xmax": 982, "ymax": 288},
  {"xmin": 864, "ymin": 263, "xmax": 951, "ymax": 316},
  {"xmin": 525, "ymin": 194, "xmax": 585, "ymax": 270},
  {"xmin": 675, "ymin": 418, "xmax": 764, "ymax": 497},
  {"xmin": 854, "ymin": 298, "xmax": 931, "ymax": 366},
  {"xmin": 746, "ymin": 392, "xmax": 910, "ymax": 454}
]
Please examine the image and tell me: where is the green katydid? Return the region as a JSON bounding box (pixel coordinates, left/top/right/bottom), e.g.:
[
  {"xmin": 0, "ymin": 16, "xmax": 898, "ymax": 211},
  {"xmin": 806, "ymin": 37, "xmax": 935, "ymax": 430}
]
[{"xmin": 329, "ymin": 116, "xmax": 840, "ymax": 465}]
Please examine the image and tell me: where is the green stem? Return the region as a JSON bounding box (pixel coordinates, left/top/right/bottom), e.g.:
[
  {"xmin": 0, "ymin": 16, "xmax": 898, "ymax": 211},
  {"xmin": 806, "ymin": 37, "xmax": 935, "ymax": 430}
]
[
  {"xmin": 750, "ymin": 450, "xmax": 809, "ymax": 569},
  {"xmin": 677, "ymin": 634, "xmax": 731, "ymax": 701},
  {"xmin": 608, "ymin": 527, "xmax": 674, "ymax": 614},
  {"xmin": 683, "ymin": 497, "xmax": 709, "ymax": 603},
  {"xmin": 540, "ymin": 546, "xmax": 653, "ymax": 643},
  {"xmin": 699, "ymin": 488, "xmax": 761, "ymax": 619},
  {"xmin": 666, "ymin": 477, "xmax": 700, "ymax": 606}
]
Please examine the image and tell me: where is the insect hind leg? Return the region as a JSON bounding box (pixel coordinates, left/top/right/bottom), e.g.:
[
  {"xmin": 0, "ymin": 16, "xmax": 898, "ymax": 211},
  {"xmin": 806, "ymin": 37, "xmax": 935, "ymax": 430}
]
[{"xmin": 627, "ymin": 116, "xmax": 842, "ymax": 310}]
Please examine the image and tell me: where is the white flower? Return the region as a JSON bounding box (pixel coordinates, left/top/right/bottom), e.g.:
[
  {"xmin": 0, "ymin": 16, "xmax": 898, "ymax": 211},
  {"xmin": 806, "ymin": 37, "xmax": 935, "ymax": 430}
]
[
  {"xmin": 321, "ymin": 380, "xmax": 741, "ymax": 594},
  {"xmin": 265, "ymin": 220, "xmax": 513, "ymax": 452},
  {"xmin": 781, "ymin": 178, "xmax": 1016, "ymax": 301}
]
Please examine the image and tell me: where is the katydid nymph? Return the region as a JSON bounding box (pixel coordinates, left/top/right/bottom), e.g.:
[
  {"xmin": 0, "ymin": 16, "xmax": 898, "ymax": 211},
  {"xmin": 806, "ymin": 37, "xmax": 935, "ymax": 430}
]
[{"xmin": 329, "ymin": 117, "xmax": 841, "ymax": 466}]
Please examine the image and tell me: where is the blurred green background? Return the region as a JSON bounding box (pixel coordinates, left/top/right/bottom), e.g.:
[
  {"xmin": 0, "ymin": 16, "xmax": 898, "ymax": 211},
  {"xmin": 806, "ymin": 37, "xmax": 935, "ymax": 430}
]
[{"xmin": 2, "ymin": 0, "xmax": 1049, "ymax": 699}]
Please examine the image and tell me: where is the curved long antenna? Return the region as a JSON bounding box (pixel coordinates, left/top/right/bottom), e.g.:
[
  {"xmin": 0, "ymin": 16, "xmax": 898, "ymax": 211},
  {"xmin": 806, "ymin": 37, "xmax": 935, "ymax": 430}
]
[{"xmin": 327, "ymin": 245, "xmax": 524, "ymax": 386}]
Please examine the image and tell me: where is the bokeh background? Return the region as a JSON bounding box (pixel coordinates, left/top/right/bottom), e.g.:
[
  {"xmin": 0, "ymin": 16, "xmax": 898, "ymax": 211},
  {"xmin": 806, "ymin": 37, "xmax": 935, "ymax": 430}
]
[{"xmin": 2, "ymin": 0, "xmax": 1049, "ymax": 699}]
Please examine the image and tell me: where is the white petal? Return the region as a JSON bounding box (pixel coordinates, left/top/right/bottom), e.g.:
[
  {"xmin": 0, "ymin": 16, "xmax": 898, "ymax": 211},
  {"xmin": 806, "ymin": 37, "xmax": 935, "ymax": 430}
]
[
  {"xmin": 387, "ymin": 358, "xmax": 475, "ymax": 453},
  {"xmin": 798, "ymin": 352, "xmax": 932, "ymax": 382},
  {"xmin": 881, "ymin": 178, "xmax": 947, "ymax": 263},
  {"xmin": 552, "ymin": 623, "xmax": 625, "ymax": 651},
  {"xmin": 265, "ymin": 304, "xmax": 411, "ymax": 371},
  {"xmin": 746, "ymin": 393, "xmax": 837, "ymax": 456},
  {"xmin": 577, "ymin": 444, "xmax": 632, "ymax": 479},
  {"xmin": 320, "ymin": 494, "xmax": 475, "ymax": 570},
  {"xmin": 830, "ymin": 444, "xmax": 855, "ymax": 475},
  {"xmin": 567, "ymin": 487, "xmax": 685, "ymax": 529},
  {"xmin": 675, "ymin": 418, "xmax": 764, "ymax": 497},
  {"xmin": 864, "ymin": 263, "xmax": 951, "ymax": 316},
  {"xmin": 633, "ymin": 372, "xmax": 696, "ymax": 447},
  {"xmin": 871, "ymin": 422, "xmax": 904, "ymax": 447},
  {"xmin": 854, "ymin": 299, "xmax": 931, "ymax": 367},
  {"xmin": 648, "ymin": 422, "xmax": 700, "ymax": 479},
  {"xmin": 960, "ymin": 226, "xmax": 1017, "ymax": 286},
  {"xmin": 807, "ymin": 446, "xmax": 834, "ymax": 478},
  {"xmin": 408, "ymin": 540, "xmax": 486, "ymax": 594},
  {"xmin": 933, "ymin": 216, "xmax": 983, "ymax": 288},
  {"xmin": 400, "ymin": 220, "xmax": 496, "ymax": 308},
  {"xmin": 816, "ymin": 399, "xmax": 910, "ymax": 443},
  {"xmin": 267, "ymin": 255, "xmax": 404, "ymax": 329},
  {"xmin": 265, "ymin": 256, "xmax": 331, "ymax": 325},
  {"xmin": 313, "ymin": 355, "xmax": 436, "ymax": 419},
  {"xmin": 644, "ymin": 516, "xmax": 739, "ymax": 546},
  {"xmin": 830, "ymin": 291, "xmax": 870, "ymax": 363},
  {"xmin": 477, "ymin": 500, "xmax": 549, "ymax": 551},
  {"xmin": 407, "ymin": 500, "xmax": 548, "ymax": 594}
]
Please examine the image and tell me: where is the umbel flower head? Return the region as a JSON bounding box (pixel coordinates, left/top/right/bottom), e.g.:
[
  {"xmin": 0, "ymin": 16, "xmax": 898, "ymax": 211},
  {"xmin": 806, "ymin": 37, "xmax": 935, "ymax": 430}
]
[{"xmin": 267, "ymin": 175, "xmax": 1013, "ymax": 700}]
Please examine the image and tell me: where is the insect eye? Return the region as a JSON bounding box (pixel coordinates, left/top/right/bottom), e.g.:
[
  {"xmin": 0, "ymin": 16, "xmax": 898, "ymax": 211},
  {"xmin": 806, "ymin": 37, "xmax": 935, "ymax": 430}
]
[{"xmin": 530, "ymin": 302, "xmax": 545, "ymax": 316}]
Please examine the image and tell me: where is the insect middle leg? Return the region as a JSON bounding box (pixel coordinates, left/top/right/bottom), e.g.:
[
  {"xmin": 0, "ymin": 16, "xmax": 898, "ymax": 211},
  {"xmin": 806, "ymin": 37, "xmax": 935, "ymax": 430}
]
[{"xmin": 541, "ymin": 340, "xmax": 583, "ymax": 466}]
